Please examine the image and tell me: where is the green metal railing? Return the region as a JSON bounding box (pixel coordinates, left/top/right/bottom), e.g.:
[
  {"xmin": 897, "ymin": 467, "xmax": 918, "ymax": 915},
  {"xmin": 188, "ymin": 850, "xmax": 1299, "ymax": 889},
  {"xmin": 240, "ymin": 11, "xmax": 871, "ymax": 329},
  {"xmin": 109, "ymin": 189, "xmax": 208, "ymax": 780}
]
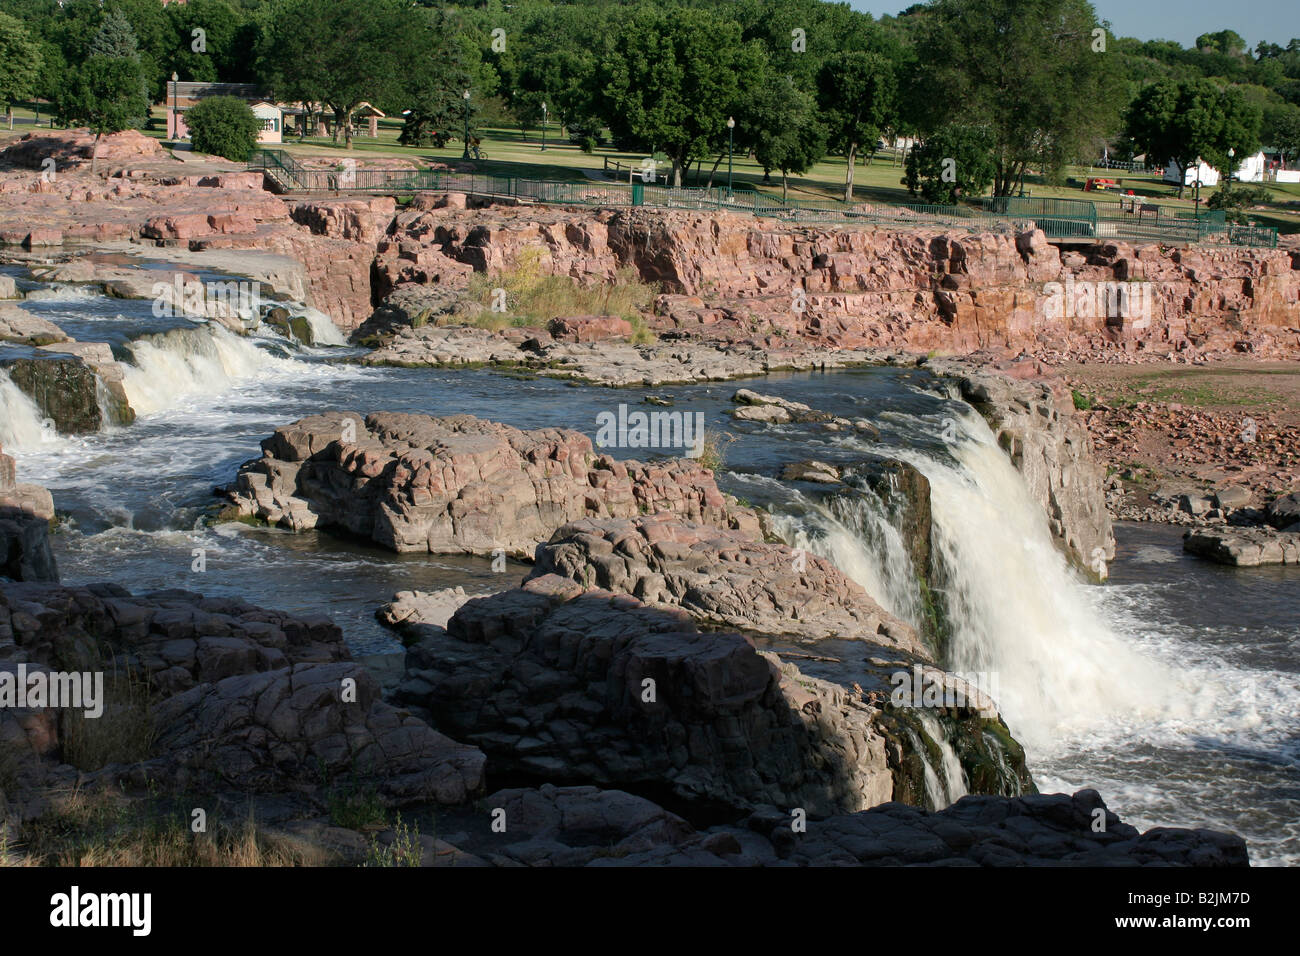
[{"xmin": 246, "ymin": 149, "xmax": 1279, "ymax": 248}]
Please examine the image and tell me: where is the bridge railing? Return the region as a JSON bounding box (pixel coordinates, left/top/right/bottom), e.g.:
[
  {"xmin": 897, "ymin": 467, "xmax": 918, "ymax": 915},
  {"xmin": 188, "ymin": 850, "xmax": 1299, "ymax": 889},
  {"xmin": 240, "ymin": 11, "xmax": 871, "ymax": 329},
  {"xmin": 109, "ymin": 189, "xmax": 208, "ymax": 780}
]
[{"xmin": 245, "ymin": 149, "xmax": 1280, "ymax": 248}]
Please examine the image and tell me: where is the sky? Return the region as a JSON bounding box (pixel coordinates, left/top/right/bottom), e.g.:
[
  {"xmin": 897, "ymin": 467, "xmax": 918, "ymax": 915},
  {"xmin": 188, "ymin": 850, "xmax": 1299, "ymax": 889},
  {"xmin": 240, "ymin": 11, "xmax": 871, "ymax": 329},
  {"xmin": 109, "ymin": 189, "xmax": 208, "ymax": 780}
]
[{"xmin": 848, "ymin": 0, "xmax": 1300, "ymax": 49}]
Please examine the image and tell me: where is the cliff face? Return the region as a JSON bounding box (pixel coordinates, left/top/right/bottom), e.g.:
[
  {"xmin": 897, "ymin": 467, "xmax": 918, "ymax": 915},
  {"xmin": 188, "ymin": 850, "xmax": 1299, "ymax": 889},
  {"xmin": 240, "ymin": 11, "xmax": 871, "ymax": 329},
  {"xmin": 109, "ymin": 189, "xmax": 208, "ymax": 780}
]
[{"xmin": 380, "ymin": 205, "xmax": 1300, "ymax": 359}]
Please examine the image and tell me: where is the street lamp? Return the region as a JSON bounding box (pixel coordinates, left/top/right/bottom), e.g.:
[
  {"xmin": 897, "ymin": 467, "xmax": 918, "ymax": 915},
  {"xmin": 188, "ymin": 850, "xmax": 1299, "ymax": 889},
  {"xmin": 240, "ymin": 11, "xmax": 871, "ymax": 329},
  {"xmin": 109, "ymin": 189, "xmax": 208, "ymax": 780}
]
[
  {"xmin": 541, "ymin": 102, "xmax": 547, "ymax": 152},
  {"xmin": 726, "ymin": 116, "xmax": 735, "ymax": 196},
  {"xmin": 1226, "ymin": 147, "xmax": 1235, "ymax": 190},
  {"xmin": 462, "ymin": 89, "xmax": 471, "ymax": 160},
  {"xmin": 171, "ymin": 72, "xmax": 178, "ymax": 140}
]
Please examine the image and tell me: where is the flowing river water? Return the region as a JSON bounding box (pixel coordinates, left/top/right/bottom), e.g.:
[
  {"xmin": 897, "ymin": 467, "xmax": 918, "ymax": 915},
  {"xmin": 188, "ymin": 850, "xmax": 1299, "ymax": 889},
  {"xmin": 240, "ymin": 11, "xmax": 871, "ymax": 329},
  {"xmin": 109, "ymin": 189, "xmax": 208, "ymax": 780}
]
[{"xmin": 2, "ymin": 269, "xmax": 1296, "ymax": 864}]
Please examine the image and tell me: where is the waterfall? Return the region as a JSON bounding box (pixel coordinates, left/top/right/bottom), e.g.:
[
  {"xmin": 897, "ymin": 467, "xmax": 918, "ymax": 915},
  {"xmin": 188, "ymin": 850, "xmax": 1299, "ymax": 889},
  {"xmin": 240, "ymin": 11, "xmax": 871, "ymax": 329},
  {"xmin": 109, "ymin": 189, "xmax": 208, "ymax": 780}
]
[
  {"xmin": 769, "ymin": 405, "xmax": 1179, "ymax": 751},
  {"xmin": 120, "ymin": 324, "xmax": 297, "ymax": 416},
  {"xmin": 916, "ymin": 710, "xmax": 969, "ymax": 806},
  {"xmin": 768, "ymin": 485, "xmax": 922, "ymax": 624},
  {"xmin": 292, "ymin": 305, "xmax": 347, "ymax": 347},
  {"xmin": 0, "ymin": 371, "xmax": 52, "ymax": 449},
  {"xmin": 896, "ymin": 409, "xmax": 1175, "ymax": 747}
]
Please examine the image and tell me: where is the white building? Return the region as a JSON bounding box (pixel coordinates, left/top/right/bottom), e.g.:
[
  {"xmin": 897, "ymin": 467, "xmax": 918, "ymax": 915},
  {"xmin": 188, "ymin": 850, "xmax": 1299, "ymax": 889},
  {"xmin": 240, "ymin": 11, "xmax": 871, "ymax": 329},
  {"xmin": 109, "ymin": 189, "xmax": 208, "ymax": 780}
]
[{"xmin": 1163, "ymin": 151, "xmax": 1267, "ymax": 187}]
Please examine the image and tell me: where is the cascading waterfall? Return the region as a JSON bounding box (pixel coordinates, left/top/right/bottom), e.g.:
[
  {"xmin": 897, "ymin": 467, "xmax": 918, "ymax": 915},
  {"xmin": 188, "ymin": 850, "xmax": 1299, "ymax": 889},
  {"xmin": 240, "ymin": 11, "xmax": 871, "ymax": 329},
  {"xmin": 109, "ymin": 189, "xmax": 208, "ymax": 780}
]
[
  {"xmin": 895, "ymin": 409, "xmax": 1177, "ymax": 747},
  {"xmin": 0, "ymin": 371, "xmax": 51, "ymax": 449},
  {"xmin": 121, "ymin": 324, "xmax": 296, "ymax": 415},
  {"xmin": 292, "ymin": 305, "xmax": 348, "ymax": 347},
  {"xmin": 916, "ymin": 710, "xmax": 969, "ymax": 807},
  {"xmin": 768, "ymin": 484, "xmax": 922, "ymax": 624},
  {"xmin": 767, "ymin": 404, "xmax": 1182, "ymax": 752}
]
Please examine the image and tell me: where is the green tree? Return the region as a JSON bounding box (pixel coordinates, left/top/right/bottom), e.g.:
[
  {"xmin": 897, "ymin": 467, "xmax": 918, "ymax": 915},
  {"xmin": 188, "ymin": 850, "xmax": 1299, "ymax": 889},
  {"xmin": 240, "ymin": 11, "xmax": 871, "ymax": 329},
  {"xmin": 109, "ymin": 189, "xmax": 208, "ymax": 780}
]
[
  {"xmin": 0, "ymin": 12, "xmax": 42, "ymax": 128},
  {"xmin": 1126, "ymin": 77, "xmax": 1261, "ymax": 196},
  {"xmin": 904, "ymin": 124, "xmax": 996, "ymax": 203},
  {"xmin": 259, "ymin": 0, "xmax": 428, "ymax": 149},
  {"xmin": 165, "ymin": 0, "xmax": 245, "ymax": 85},
  {"xmin": 912, "ymin": 0, "xmax": 1120, "ymax": 196},
  {"xmin": 56, "ymin": 54, "xmax": 148, "ymax": 173},
  {"xmin": 88, "ymin": 7, "xmax": 138, "ymax": 58},
  {"xmin": 601, "ymin": 5, "xmax": 763, "ymax": 187},
  {"xmin": 184, "ymin": 94, "xmax": 259, "ymax": 160},
  {"xmin": 817, "ymin": 50, "xmax": 896, "ymax": 200},
  {"xmin": 749, "ymin": 73, "xmax": 826, "ymax": 201},
  {"xmin": 1265, "ymin": 101, "xmax": 1300, "ymax": 164}
]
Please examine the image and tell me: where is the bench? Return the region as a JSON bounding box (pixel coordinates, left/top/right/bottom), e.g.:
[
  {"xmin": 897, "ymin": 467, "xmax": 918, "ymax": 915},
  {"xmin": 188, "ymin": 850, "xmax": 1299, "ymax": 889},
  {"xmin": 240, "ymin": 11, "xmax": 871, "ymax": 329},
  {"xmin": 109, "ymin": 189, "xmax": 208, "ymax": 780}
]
[
  {"xmin": 1118, "ymin": 194, "xmax": 1138, "ymax": 214},
  {"xmin": 1138, "ymin": 203, "xmax": 1160, "ymax": 222}
]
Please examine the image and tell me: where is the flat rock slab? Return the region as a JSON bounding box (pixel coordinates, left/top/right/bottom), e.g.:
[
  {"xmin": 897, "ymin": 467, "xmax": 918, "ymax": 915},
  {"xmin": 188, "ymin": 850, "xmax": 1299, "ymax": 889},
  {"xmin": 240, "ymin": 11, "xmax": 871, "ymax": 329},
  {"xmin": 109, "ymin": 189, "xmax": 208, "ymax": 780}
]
[{"xmin": 1184, "ymin": 527, "xmax": 1300, "ymax": 567}]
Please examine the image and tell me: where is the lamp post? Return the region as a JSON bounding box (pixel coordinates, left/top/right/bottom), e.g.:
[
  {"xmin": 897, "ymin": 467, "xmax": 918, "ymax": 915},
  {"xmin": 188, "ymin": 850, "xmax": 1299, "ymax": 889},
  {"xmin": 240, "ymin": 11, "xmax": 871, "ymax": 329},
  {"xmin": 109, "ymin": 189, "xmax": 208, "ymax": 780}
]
[
  {"xmin": 726, "ymin": 116, "xmax": 735, "ymax": 196},
  {"xmin": 541, "ymin": 102, "xmax": 547, "ymax": 151},
  {"xmin": 462, "ymin": 89, "xmax": 471, "ymax": 160},
  {"xmin": 1226, "ymin": 147, "xmax": 1235, "ymax": 190},
  {"xmin": 171, "ymin": 72, "xmax": 178, "ymax": 141}
]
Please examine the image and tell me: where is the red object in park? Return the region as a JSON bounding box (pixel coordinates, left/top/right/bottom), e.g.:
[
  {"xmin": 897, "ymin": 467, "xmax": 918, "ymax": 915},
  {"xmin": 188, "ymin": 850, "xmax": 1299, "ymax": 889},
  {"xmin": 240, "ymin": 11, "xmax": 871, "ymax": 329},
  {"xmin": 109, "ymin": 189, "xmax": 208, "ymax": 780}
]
[{"xmin": 1085, "ymin": 177, "xmax": 1117, "ymax": 191}]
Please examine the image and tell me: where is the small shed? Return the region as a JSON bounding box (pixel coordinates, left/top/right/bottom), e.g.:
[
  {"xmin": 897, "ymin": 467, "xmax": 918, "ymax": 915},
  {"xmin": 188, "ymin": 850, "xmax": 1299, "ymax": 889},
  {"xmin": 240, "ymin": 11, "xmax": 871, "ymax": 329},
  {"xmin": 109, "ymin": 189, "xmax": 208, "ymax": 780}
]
[
  {"xmin": 354, "ymin": 103, "xmax": 386, "ymax": 138},
  {"xmin": 250, "ymin": 102, "xmax": 283, "ymax": 144}
]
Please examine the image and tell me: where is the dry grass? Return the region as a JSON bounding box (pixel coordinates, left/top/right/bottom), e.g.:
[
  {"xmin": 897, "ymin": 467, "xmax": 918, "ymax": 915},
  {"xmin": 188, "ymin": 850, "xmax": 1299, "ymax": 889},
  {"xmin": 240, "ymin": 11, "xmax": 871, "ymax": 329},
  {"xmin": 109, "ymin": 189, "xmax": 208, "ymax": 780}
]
[
  {"xmin": 455, "ymin": 247, "xmax": 657, "ymax": 343},
  {"xmin": 695, "ymin": 428, "xmax": 734, "ymax": 473},
  {"xmin": 2, "ymin": 788, "xmax": 320, "ymax": 867},
  {"xmin": 60, "ymin": 665, "xmax": 157, "ymax": 772}
]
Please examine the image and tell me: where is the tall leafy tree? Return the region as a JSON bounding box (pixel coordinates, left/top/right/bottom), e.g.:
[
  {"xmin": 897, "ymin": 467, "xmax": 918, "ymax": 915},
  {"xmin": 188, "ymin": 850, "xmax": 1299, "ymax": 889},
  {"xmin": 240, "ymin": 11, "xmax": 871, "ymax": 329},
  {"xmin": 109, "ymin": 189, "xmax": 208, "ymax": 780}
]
[
  {"xmin": 818, "ymin": 50, "xmax": 896, "ymax": 200},
  {"xmin": 0, "ymin": 11, "xmax": 42, "ymax": 128},
  {"xmin": 912, "ymin": 0, "xmax": 1120, "ymax": 196},
  {"xmin": 259, "ymin": 0, "xmax": 429, "ymax": 148},
  {"xmin": 601, "ymin": 4, "xmax": 763, "ymax": 187},
  {"xmin": 749, "ymin": 72, "xmax": 826, "ymax": 200},
  {"xmin": 56, "ymin": 55, "xmax": 149, "ymax": 173},
  {"xmin": 1126, "ymin": 77, "xmax": 1261, "ymax": 195}
]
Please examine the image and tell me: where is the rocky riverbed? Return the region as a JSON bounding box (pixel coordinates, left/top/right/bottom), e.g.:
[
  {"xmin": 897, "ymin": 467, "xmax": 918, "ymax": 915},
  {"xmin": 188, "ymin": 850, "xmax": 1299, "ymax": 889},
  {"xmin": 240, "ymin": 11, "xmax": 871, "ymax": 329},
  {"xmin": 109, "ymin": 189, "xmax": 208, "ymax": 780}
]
[{"xmin": 0, "ymin": 128, "xmax": 1293, "ymax": 866}]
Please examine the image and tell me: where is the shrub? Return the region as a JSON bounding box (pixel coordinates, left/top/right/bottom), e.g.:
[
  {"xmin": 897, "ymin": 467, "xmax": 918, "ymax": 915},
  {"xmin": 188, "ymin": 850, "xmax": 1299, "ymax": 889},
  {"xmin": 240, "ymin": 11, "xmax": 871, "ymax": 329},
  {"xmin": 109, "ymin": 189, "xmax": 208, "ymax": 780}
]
[
  {"xmin": 580, "ymin": 135, "xmax": 597, "ymax": 154},
  {"xmin": 185, "ymin": 95, "xmax": 261, "ymax": 161}
]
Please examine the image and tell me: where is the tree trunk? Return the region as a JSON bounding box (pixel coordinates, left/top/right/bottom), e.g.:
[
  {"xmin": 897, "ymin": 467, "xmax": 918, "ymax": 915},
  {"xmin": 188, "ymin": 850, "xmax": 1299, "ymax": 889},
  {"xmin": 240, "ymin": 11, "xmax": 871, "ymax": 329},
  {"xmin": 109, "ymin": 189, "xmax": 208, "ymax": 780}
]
[
  {"xmin": 705, "ymin": 150, "xmax": 725, "ymax": 191},
  {"xmin": 671, "ymin": 157, "xmax": 682, "ymax": 188},
  {"xmin": 843, "ymin": 141, "xmax": 857, "ymax": 201},
  {"xmin": 344, "ymin": 109, "xmax": 354, "ymax": 149},
  {"xmin": 782, "ymin": 169, "xmax": 788, "ymax": 201},
  {"xmin": 332, "ymin": 109, "xmax": 343, "ymax": 144}
]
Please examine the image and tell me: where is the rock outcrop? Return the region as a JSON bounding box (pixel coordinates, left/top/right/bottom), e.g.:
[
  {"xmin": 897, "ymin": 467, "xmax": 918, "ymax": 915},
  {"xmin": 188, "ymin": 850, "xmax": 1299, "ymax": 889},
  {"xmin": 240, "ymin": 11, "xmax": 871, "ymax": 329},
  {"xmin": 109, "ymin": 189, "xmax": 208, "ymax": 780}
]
[
  {"xmin": 463, "ymin": 783, "xmax": 1248, "ymax": 867},
  {"xmin": 941, "ymin": 363, "xmax": 1115, "ymax": 567},
  {"xmin": 1183, "ymin": 527, "xmax": 1300, "ymax": 567},
  {"xmin": 220, "ymin": 411, "xmax": 757, "ymax": 554},
  {"xmin": 0, "ymin": 582, "xmax": 484, "ymax": 806},
  {"xmin": 530, "ymin": 514, "xmax": 925, "ymax": 656},
  {"xmin": 0, "ymin": 443, "xmax": 56, "ymax": 583},
  {"xmin": 396, "ymin": 576, "xmax": 1030, "ymax": 816}
]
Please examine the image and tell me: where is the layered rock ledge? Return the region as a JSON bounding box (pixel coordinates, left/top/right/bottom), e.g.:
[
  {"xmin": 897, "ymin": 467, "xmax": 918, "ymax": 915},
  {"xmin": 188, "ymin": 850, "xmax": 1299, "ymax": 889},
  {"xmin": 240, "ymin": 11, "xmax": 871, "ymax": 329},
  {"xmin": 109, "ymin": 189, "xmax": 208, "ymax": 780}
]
[{"xmin": 396, "ymin": 576, "xmax": 1030, "ymax": 816}]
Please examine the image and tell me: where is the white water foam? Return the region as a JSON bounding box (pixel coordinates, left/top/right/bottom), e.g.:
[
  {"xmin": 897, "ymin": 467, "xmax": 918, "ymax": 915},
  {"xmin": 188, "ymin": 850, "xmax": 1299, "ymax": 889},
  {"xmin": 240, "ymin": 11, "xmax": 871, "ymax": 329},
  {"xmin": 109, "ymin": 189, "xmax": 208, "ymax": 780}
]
[
  {"xmin": 121, "ymin": 324, "xmax": 297, "ymax": 415},
  {"xmin": 0, "ymin": 371, "xmax": 54, "ymax": 450}
]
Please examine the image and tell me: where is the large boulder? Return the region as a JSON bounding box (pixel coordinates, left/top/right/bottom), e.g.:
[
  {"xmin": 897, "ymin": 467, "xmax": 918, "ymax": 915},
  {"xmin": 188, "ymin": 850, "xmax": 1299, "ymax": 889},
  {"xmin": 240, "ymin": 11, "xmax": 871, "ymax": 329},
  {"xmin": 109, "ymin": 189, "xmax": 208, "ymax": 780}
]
[
  {"xmin": 464, "ymin": 784, "xmax": 1248, "ymax": 867},
  {"xmin": 220, "ymin": 411, "xmax": 758, "ymax": 554},
  {"xmin": 396, "ymin": 576, "xmax": 1030, "ymax": 816}
]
